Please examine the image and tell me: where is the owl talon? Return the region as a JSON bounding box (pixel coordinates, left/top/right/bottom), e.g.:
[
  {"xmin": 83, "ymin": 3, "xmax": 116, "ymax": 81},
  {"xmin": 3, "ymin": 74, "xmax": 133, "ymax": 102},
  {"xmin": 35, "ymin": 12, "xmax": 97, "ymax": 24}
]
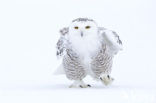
[
  {"xmin": 100, "ymin": 77, "xmax": 103, "ymax": 80},
  {"xmin": 87, "ymin": 84, "xmax": 91, "ymax": 87},
  {"xmin": 79, "ymin": 85, "xmax": 83, "ymax": 88},
  {"xmin": 79, "ymin": 84, "xmax": 91, "ymax": 88},
  {"xmin": 100, "ymin": 74, "xmax": 114, "ymax": 86},
  {"xmin": 69, "ymin": 80, "xmax": 91, "ymax": 88}
]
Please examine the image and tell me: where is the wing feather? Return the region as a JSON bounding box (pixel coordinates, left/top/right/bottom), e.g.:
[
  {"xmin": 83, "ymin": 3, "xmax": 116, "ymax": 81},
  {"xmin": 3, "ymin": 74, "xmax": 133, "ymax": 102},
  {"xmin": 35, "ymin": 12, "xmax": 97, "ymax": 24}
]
[
  {"xmin": 56, "ymin": 27, "xmax": 69, "ymax": 58},
  {"xmin": 98, "ymin": 27, "xmax": 123, "ymax": 55}
]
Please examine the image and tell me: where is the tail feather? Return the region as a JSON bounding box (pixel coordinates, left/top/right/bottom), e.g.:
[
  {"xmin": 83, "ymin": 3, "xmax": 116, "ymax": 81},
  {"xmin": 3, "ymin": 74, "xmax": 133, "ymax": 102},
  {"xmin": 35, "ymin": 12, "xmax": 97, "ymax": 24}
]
[{"xmin": 53, "ymin": 64, "xmax": 65, "ymax": 75}]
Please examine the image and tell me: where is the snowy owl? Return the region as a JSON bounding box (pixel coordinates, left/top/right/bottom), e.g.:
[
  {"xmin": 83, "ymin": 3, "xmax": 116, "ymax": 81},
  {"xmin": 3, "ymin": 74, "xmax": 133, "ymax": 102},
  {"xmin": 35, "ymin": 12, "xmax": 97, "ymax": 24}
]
[{"xmin": 56, "ymin": 18, "xmax": 123, "ymax": 88}]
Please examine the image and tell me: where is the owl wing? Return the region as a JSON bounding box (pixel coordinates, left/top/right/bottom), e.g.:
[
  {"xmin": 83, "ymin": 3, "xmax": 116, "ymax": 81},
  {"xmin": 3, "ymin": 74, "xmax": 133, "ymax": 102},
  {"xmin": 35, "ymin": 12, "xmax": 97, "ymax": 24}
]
[
  {"xmin": 98, "ymin": 27, "xmax": 123, "ymax": 55},
  {"xmin": 56, "ymin": 27, "xmax": 69, "ymax": 58}
]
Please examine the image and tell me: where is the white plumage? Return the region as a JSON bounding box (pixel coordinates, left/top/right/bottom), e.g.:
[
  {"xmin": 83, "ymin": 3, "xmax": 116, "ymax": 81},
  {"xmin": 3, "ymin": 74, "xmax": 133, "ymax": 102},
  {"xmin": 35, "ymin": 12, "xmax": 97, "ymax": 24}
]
[{"xmin": 56, "ymin": 18, "xmax": 123, "ymax": 88}]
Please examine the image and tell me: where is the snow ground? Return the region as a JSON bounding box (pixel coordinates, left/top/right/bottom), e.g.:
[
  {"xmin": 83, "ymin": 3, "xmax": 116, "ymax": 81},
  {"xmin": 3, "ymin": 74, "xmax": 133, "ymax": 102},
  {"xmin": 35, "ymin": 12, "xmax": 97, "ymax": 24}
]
[
  {"xmin": 0, "ymin": 0, "xmax": 156, "ymax": 103},
  {"xmin": 0, "ymin": 77, "xmax": 155, "ymax": 103}
]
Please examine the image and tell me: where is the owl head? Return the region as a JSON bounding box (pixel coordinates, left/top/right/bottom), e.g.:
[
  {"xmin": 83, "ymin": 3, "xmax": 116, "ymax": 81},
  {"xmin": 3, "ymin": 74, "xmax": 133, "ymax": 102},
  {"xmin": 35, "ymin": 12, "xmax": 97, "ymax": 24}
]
[{"xmin": 69, "ymin": 18, "xmax": 98, "ymax": 38}]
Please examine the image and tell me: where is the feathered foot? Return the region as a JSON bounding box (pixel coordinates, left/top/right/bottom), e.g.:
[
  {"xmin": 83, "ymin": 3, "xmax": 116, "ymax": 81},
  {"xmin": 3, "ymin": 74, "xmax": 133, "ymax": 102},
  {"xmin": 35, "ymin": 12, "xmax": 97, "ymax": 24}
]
[
  {"xmin": 69, "ymin": 80, "xmax": 91, "ymax": 88},
  {"xmin": 100, "ymin": 74, "xmax": 114, "ymax": 86}
]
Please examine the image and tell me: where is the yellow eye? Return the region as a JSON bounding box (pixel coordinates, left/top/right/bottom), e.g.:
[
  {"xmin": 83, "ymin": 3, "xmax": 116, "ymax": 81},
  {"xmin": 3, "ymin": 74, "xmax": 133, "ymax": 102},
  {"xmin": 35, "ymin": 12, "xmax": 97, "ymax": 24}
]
[
  {"xmin": 85, "ymin": 26, "xmax": 91, "ymax": 29},
  {"xmin": 74, "ymin": 26, "xmax": 79, "ymax": 29}
]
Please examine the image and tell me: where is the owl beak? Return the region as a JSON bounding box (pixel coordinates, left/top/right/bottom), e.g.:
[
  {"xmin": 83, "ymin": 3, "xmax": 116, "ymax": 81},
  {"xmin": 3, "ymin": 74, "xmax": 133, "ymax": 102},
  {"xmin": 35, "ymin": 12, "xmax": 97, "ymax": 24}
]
[{"xmin": 81, "ymin": 32, "xmax": 83, "ymax": 37}]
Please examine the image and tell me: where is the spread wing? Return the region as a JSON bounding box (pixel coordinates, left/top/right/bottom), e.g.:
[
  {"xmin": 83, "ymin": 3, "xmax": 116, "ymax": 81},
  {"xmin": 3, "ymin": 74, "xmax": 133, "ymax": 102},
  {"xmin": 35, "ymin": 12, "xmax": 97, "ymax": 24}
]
[
  {"xmin": 98, "ymin": 27, "xmax": 123, "ymax": 55},
  {"xmin": 56, "ymin": 27, "xmax": 69, "ymax": 58}
]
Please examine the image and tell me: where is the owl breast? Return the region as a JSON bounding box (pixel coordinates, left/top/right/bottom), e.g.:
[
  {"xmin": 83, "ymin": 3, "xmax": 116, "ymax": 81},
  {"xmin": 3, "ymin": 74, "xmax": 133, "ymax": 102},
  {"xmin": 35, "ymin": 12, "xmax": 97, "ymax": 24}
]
[{"xmin": 68, "ymin": 33, "xmax": 102, "ymax": 69}]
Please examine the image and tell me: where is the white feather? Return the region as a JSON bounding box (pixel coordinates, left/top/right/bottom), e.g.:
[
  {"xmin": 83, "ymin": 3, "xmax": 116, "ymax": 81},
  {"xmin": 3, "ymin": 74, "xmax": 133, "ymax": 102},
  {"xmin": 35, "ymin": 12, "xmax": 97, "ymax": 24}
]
[
  {"xmin": 55, "ymin": 20, "xmax": 123, "ymax": 75},
  {"xmin": 99, "ymin": 29, "xmax": 123, "ymax": 55},
  {"xmin": 68, "ymin": 21, "xmax": 102, "ymax": 75},
  {"xmin": 53, "ymin": 63, "xmax": 65, "ymax": 75}
]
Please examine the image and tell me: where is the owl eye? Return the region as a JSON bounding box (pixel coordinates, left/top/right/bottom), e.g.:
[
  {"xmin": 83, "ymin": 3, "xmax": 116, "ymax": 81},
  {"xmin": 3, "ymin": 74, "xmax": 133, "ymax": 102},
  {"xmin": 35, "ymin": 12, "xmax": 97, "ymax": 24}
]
[
  {"xmin": 74, "ymin": 26, "xmax": 79, "ymax": 29},
  {"xmin": 85, "ymin": 26, "xmax": 91, "ymax": 29}
]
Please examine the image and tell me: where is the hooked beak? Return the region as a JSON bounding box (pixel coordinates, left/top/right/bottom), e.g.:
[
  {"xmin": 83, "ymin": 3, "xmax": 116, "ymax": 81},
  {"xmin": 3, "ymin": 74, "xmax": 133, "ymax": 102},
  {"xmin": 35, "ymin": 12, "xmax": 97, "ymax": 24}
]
[{"xmin": 81, "ymin": 32, "xmax": 83, "ymax": 37}]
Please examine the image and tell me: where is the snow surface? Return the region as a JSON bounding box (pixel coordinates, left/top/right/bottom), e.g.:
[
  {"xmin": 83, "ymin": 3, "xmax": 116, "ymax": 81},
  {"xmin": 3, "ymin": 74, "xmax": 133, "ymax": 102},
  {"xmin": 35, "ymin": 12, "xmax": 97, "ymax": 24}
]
[{"xmin": 0, "ymin": 0, "xmax": 156, "ymax": 103}]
